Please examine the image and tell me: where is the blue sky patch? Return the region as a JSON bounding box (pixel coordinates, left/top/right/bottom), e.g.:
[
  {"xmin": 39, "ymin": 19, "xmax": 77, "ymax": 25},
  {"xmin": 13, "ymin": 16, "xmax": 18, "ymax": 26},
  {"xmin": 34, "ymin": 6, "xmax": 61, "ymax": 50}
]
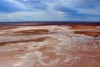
[{"xmin": 0, "ymin": 0, "xmax": 100, "ymax": 22}]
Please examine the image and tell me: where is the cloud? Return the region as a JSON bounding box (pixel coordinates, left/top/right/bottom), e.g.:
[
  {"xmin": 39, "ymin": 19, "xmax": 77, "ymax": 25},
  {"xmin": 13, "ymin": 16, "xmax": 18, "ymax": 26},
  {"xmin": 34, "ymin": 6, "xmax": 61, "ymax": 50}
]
[
  {"xmin": 0, "ymin": 0, "xmax": 28, "ymax": 13},
  {"xmin": 6, "ymin": 0, "xmax": 26, "ymax": 9},
  {"xmin": 0, "ymin": 10, "xmax": 68, "ymax": 22},
  {"xmin": 0, "ymin": 0, "xmax": 100, "ymax": 21},
  {"xmin": 0, "ymin": 10, "xmax": 99, "ymax": 22}
]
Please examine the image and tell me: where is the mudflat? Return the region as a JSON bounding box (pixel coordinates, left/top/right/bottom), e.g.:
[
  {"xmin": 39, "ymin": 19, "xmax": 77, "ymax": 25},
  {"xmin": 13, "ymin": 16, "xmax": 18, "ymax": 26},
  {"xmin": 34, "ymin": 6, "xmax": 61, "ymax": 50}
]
[{"xmin": 0, "ymin": 23, "xmax": 100, "ymax": 67}]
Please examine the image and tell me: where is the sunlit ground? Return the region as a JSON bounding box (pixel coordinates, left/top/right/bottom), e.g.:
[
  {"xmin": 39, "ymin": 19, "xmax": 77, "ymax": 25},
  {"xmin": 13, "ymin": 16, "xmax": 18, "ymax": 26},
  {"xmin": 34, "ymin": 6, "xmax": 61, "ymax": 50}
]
[{"xmin": 0, "ymin": 23, "xmax": 100, "ymax": 67}]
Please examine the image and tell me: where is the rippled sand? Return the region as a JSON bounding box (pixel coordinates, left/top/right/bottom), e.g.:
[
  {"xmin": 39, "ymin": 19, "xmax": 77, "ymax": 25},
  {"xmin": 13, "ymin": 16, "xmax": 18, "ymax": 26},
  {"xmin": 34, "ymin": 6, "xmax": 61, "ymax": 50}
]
[{"xmin": 0, "ymin": 24, "xmax": 100, "ymax": 67}]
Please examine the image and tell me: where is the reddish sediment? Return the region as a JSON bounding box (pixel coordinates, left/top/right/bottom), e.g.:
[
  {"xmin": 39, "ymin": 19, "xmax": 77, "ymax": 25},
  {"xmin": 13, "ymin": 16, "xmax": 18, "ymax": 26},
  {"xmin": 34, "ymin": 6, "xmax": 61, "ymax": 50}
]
[{"xmin": 0, "ymin": 24, "xmax": 99, "ymax": 67}]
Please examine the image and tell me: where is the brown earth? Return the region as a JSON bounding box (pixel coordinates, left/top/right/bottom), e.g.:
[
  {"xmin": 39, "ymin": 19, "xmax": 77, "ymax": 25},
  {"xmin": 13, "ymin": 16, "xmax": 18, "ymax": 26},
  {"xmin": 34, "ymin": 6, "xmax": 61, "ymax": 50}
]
[{"xmin": 0, "ymin": 23, "xmax": 100, "ymax": 67}]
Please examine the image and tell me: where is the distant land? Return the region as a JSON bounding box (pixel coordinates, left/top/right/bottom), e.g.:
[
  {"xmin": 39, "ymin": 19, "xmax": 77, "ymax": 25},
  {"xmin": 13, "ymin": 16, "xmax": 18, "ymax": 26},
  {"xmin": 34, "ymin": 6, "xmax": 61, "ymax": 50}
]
[{"xmin": 0, "ymin": 21, "xmax": 100, "ymax": 26}]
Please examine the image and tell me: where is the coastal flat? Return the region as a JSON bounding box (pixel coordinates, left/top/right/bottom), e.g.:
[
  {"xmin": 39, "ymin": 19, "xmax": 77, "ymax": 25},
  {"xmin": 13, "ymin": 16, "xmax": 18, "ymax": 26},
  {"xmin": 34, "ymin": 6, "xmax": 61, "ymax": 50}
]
[{"xmin": 0, "ymin": 23, "xmax": 100, "ymax": 67}]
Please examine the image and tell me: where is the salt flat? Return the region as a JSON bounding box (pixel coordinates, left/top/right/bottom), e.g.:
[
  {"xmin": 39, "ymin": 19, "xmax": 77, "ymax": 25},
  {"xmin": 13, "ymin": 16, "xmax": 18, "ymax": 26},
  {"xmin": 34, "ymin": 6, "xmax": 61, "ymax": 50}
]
[{"xmin": 0, "ymin": 24, "xmax": 100, "ymax": 67}]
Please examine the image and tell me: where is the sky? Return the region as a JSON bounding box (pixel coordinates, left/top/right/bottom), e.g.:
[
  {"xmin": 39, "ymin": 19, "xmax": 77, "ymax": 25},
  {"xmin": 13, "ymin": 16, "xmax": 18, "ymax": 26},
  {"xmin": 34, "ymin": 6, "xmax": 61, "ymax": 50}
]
[{"xmin": 0, "ymin": 0, "xmax": 100, "ymax": 22}]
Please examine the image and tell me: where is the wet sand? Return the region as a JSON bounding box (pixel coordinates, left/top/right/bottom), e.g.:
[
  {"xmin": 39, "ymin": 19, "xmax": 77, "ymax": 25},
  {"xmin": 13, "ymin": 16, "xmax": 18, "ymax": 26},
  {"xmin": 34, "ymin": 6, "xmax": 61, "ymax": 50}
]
[{"xmin": 0, "ymin": 23, "xmax": 100, "ymax": 67}]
